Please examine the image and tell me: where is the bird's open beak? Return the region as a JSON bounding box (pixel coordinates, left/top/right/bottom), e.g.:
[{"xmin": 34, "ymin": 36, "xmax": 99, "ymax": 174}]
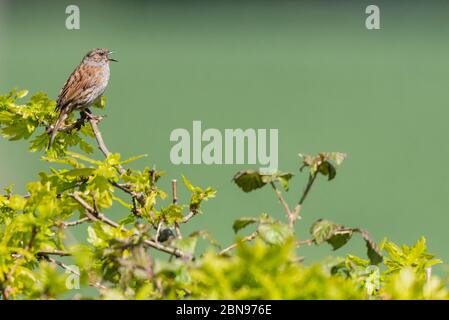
[{"xmin": 108, "ymin": 51, "xmax": 118, "ymax": 62}]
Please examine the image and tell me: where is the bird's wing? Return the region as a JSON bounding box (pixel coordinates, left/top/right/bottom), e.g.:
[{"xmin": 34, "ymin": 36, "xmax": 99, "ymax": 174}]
[{"xmin": 56, "ymin": 64, "xmax": 99, "ymax": 111}]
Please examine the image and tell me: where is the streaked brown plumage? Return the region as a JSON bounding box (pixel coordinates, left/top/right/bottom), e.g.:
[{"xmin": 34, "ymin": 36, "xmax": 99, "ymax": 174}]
[{"xmin": 48, "ymin": 48, "xmax": 117, "ymax": 149}]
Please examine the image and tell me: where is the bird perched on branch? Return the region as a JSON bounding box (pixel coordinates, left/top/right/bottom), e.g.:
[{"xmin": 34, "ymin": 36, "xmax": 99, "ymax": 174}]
[{"xmin": 48, "ymin": 48, "xmax": 117, "ymax": 149}]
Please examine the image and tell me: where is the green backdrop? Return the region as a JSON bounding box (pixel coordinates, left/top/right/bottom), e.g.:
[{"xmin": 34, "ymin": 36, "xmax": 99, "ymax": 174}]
[{"xmin": 1, "ymin": 0, "xmax": 449, "ymax": 267}]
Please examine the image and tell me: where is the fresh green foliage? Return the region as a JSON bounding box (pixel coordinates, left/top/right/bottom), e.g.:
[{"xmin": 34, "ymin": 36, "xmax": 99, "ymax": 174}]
[
  {"xmin": 0, "ymin": 90, "xmax": 447, "ymax": 300},
  {"xmin": 0, "ymin": 90, "xmax": 95, "ymax": 157},
  {"xmin": 310, "ymin": 219, "xmax": 383, "ymax": 265},
  {"xmin": 381, "ymin": 237, "xmax": 442, "ymax": 275},
  {"xmin": 329, "ymin": 237, "xmax": 446, "ymax": 298},
  {"xmin": 233, "ymin": 170, "xmax": 294, "ymax": 192},
  {"xmin": 189, "ymin": 239, "xmax": 364, "ymax": 299},
  {"xmin": 299, "ymin": 152, "xmax": 346, "ymax": 180}
]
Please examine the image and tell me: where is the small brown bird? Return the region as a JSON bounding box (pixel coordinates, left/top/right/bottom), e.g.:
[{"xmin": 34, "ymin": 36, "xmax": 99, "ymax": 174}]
[{"xmin": 48, "ymin": 48, "xmax": 117, "ymax": 149}]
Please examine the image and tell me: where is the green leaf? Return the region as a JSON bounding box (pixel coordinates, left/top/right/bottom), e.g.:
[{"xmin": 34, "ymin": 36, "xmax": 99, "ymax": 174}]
[
  {"xmin": 112, "ymin": 195, "xmax": 133, "ymax": 209},
  {"xmin": 182, "ymin": 176, "xmax": 216, "ymax": 212},
  {"xmin": 381, "ymin": 237, "xmax": 439, "ymax": 273},
  {"xmin": 119, "ymin": 213, "xmax": 136, "ymax": 225},
  {"xmin": 311, "ymin": 219, "xmax": 383, "ymax": 265},
  {"xmin": 61, "ymin": 168, "xmax": 95, "ymax": 177},
  {"xmin": 276, "ymin": 172, "xmax": 294, "ymax": 191},
  {"xmin": 318, "ymin": 161, "xmax": 337, "ymax": 181},
  {"xmin": 233, "ymin": 217, "xmax": 258, "ymax": 234},
  {"xmin": 93, "ymin": 95, "xmax": 106, "ymax": 109},
  {"xmin": 327, "ymin": 231, "xmax": 353, "ymax": 250},
  {"xmin": 121, "ymin": 154, "xmax": 148, "ymax": 165},
  {"xmin": 299, "ymin": 152, "xmax": 347, "ymax": 179},
  {"xmin": 66, "ymin": 151, "xmax": 102, "ymax": 165},
  {"xmin": 258, "ymin": 222, "xmax": 292, "ymax": 245},
  {"xmin": 182, "ymin": 175, "xmax": 200, "ymax": 193},
  {"xmin": 189, "ymin": 230, "xmax": 221, "ymax": 249},
  {"xmin": 87, "ymin": 225, "xmax": 108, "ymax": 248},
  {"xmin": 29, "ymin": 133, "xmax": 49, "ymax": 152},
  {"xmin": 311, "ymin": 220, "xmax": 350, "ymax": 250},
  {"xmin": 366, "ymin": 240, "xmax": 383, "ymax": 265},
  {"xmin": 79, "ymin": 140, "xmax": 94, "ymax": 154},
  {"xmin": 16, "ymin": 89, "xmax": 29, "ymax": 99},
  {"xmin": 310, "ymin": 219, "xmax": 342, "ymax": 245},
  {"xmin": 173, "ymin": 236, "xmax": 197, "ymax": 255},
  {"xmin": 8, "ymin": 195, "xmax": 27, "ymax": 210},
  {"xmin": 327, "ymin": 152, "xmax": 347, "ymax": 166},
  {"xmin": 233, "ymin": 170, "xmax": 266, "ymax": 192},
  {"xmin": 159, "ymin": 204, "xmax": 184, "ymax": 225}
]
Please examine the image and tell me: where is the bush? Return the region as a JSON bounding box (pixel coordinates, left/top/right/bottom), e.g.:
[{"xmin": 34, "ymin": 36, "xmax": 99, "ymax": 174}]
[{"xmin": 0, "ymin": 89, "xmax": 446, "ymax": 299}]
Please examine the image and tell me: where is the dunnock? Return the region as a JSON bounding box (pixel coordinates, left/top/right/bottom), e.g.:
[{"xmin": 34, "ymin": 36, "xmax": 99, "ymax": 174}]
[{"xmin": 48, "ymin": 48, "xmax": 117, "ymax": 149}]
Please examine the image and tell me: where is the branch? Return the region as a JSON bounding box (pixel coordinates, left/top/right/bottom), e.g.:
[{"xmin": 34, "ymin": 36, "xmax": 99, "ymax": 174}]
[
  {"xmin": 143, "ymin": 238, "xmax": 189, "ymax": 259},
  {"xmin": 61, "ymin": 217, "xmax": 90, "ymax": 228},
  {"xmin": 45, "ymin": 112, "xmax": 88, "ymax": 134},
  {"xmin": 296, "ymin": 239, "xmax": 314, "ymax": 247},
  {"xmin": 37, "ymin": 250, "xmax": 71, "ymax": 257},
  {"xmin": 291, "ymin": 172, "xmax": 318, "ymax": 224},
  {"xmin": 69, "ymin": 192, "xmax": 189, "ymax": 259},
  {"xmin": 219, "ymin": 231, "xmax": 258, "ymax": 255},
  {"xmin": 172, "ymin": 179, "xmax": 182, "ymax": 239},
  {"xmin": 181, "ymin": 211, "xmax": 196, "ymax": 223},
  {"xmin": 270, "ymin": 182, "xmax": 296, "ymax": 227},
  {"xmin": 70, "ymin": 193, "xmax": 119, "ymax": 228},
  {"xmin": 171, "ymin": 179, "xmax": 178, "ymax": 205},
  {"xmin": 44, "ymin": 256, "xmax": 106, "ymax": 290},
  {"xmin": 86, "ymin": 111, "xmax": 125, "ymax": 175}
]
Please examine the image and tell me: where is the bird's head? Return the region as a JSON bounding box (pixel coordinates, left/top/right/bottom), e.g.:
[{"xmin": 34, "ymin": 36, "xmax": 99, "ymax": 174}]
[{"xmin": 83, "ymin": 48, "xmax": 118, "ymax": 64}]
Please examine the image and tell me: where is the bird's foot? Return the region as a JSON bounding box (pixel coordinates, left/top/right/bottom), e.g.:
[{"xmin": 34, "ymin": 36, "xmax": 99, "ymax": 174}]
[{"xmin": 82, "ymin": 110, "xmax": 104, "ymax": 122}]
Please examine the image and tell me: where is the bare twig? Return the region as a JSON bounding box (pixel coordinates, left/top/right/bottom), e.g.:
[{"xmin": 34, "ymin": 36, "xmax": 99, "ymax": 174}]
[
  {"xmin": 171, "ymin": 179, "xmax": 178, "ymax": 204},
  {"xmin": 181, "ymin": 211, "xmax": 196, "ymax": 223},
  {"xmin": 111, "ymin": 182, "xmax": 143, "ymax": 200},
  {"xmin": 37, "ymin": 250, "xmax": 71, "ymax": 257},
  {"xmin": 291, "ymin": 173, "xmax": 318, "ymax": 225},
  {"xmin": 270, "ymin": 182, "xmax": 297, "ymax": 227},
  {"xmin": 298, "ymin": 172, "xmax": 318, "ymax": 206},
  {"xmin": 70, "ymin": 193, "xmax": 121, "ymax": 229},
  {"xmin": 46, "ymin": 112, "xmax": 88, "ymax": 134},
  {"xmin": 171, "ymin": 179, "xmax": 182, "ymax": 239},
  {"xmin": 143, "ymin": 238, "xmax": 188, "ymax": 259},
  {"xmin": 149, "ymin": 165, "xmax": 157, "ymax": 191},
  {"xmin": 155, "ymin": 221, "xmax": 163, "ymax": 243},
  {"xmin": 45, "ymin": 256, "xmax": 106, "ymax": 290},
  {"xmin": 61, "ymin": 217, "xmax": 90, "ymax": 228},
  {"xmin": 219, "ymin": 231, "xmax": 258, "ymax": 255},
  {"xmin": 86, "ymin": 111, "xmax": 125, "ymax": 175},
  {"xmin": 296, "ymin": 239, "xmax": 314, "ymax": 247},
  {"xmin": 69, "ymin": 192, "xmax": 189, "ymax": 259}
]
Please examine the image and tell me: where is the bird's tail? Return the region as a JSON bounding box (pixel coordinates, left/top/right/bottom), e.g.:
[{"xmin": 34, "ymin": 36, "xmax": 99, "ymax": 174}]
[{"xmin": 47, "ymin": 110, "xmax": 68, "ymax": 150}]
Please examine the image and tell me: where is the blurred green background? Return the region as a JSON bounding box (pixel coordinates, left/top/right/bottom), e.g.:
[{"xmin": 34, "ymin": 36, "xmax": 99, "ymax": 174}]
[{"xmin": 1, "ymin": 0, "xmax": 449, "ymax": 266}]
